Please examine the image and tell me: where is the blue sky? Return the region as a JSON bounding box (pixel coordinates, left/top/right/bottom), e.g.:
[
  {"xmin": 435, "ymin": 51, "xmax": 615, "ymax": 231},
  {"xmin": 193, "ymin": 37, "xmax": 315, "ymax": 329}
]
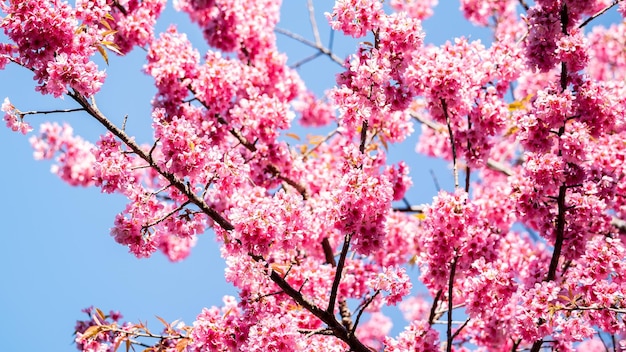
[{"xmin": 0, "ymin": 1, "xmax": 622, "ymax": 351}]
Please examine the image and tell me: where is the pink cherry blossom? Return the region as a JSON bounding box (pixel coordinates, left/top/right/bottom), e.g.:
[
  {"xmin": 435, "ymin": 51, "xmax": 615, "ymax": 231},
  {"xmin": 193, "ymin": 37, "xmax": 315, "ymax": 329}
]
[{"xmin": 2, "ymin": 98, "xmax": 32, "ymax": 134}]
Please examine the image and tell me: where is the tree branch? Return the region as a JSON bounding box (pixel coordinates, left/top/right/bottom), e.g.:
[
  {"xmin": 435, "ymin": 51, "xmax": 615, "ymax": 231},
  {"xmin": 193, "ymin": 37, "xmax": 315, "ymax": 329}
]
[
  {"xmin": 275, "ymin": 27, "xmax": 344, "ymax": 66},
  {"xmin": 69, "ymin": 91, "xmax": 235, "ymax": 232},
  {"xmin": 327, "ymin": 233, "xmax": 353, "ymax": 315}
]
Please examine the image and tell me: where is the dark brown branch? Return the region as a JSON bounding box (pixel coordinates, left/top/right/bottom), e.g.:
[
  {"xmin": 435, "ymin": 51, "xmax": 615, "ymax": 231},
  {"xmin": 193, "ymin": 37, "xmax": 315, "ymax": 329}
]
[
  {"xmin": 251, "ymin": 253, "xmax": 371, "ymax": 352},
  {"xmin": 351, "ymin": 291, "xmax": 380, "ymax": 336},
  {"xmin": 517, "ymin": 0, "xmax": 529, "ymax": 11},
  {"xmin": 359, "ymin": 120, "xmax": 368, "ymax": 154},
  {"xmin": 428, "ymin": 290, "xmax": 442, "ymax": 325},
  {"xmin": 446, "ymin": 256, "xmax": 458, "ymax": 352},
  {"xmin": 68, "ymin": 91, "xmax": 235, "ymax": 232},
  {"xmin": 322, "ymin": 237, "xmax": 353, "ymax": 331},
  {"xmin": 20, "ymin": 107, "xmax": 85, "ymax": 116},
  {"xmin": 327, "ymin": 233, "xmax": 353, "ymax": 314},
  {"xmin": 578, "ymin": 0, "xmax": 621, "ymax": 29}
]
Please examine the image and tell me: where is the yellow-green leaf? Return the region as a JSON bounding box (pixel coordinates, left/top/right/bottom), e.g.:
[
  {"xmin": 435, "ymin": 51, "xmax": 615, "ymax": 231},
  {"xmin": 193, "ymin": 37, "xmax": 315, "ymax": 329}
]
[
  {"xmin": 156, "ymin": 316, "xmax": 169, "ymax": 327},
  {"xmin": 285, "ymin": 132, "xmax": 300, "ymax": 141},
  {"xmin": 100, "ymin": 18, "xmax": 113, "ymax": 31},
  {"xmin": 176, "ymin": 338, "xmax": 189, "ymax": 352},
  {"xmin": 101, "ymin": 29, "xmax": 118, "ymax": 37},
  {"xmin": 82, "ymin": 325, "xmax": 103, "ymax": 340},
  {"xmin": 96, "ymin": 45, "xmax": 109, "ymax": 65},
  {"xmin": 379, "ymin": 134, "xmax": 388, "ymax": 151},
  {"xmin": 95, "ymin": 308, "xmax": 106, "ymax": 322},
  {"xmin": 103, "ymin": 42, "xmax": 123, "ymax": 56}
]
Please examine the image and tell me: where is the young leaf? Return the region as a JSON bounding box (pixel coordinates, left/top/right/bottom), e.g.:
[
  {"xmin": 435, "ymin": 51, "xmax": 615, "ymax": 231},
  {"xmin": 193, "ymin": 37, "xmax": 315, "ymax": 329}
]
[{"xmin": 96, "ymin": 45, "xmax": 109, "ymax": 65}]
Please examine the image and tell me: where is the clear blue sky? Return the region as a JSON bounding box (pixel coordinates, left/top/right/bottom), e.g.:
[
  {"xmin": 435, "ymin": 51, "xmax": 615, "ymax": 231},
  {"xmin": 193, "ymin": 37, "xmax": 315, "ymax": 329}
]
[{"xmin": 0, "ymin": 2, "xmax": 621, "ymax": 351}]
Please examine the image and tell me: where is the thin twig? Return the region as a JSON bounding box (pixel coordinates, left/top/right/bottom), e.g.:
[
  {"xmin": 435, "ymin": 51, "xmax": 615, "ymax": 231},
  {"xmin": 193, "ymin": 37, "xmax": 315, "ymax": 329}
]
[
  {"xmin": 20, "ymin": 107, "xmax": 85, "ymax": 116},
  {"xmin": 518, "ymin": 0, "xmax": 529, "ymax": 11},
  {"xmin": 291, "ymin": 52, "xmax": 323, "ymax": 69},
  {"xmin": 446, "ymin": 256, "xmax": 458, "ymax": 352},
  {"xmin": 143, "ymin": 201, "xmax": 191, "ymax": 228},
  {"xmin": 411, "ymin": 113, "xmax": 515, "ymax": 176},
  {"xmin": 428, "ymin": 290, "xmax": 442, "ymax": 325},
  {"xmin": 430, "ymin": 170, "xmax": 442, "ymax": 192},
  {"xmin": 275, "ymin": 27, "xmax": 344, "ymax": 66},
  {"xmin": 307, "ymin": 0, "xmax": 322, "ymax": 47},
  {"xmin": 450, "ymin": 318, "xmax": 471, "ymax": 340},
  {"xmin": 578, "ymin": 0, "xmax": 621, "ymax": 29},
  {"xmin": 351, "ymin": 291, "xmax": 380, "ymax": 336},
  {"xmin": 303, "ymin": 128, "xmax": 338, "ymax": 158}
]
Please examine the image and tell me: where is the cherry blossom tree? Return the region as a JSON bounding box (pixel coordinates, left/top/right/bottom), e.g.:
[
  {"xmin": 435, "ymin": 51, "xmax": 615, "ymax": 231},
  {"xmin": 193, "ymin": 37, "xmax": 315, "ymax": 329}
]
[{"xmin": 3, "ymin": 0, "xmax": 626, "ymax": 351}]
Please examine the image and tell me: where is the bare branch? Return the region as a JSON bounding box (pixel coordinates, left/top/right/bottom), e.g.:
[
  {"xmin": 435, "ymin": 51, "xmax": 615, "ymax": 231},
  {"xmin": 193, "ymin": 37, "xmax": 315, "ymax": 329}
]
[
  {"xmin": 20, "ymin": 107, "xmax": 85, "ymax": 116},
  {"xmin": 578, "ymin": 0, "xmax": 621, "ymax": 29},
  {"xmin": 446, "ymin": 256, "xmax": 458, "ymax": 352},
  {"xmin": 307, "ymin": 0, "xmax": 322, "ymax": 47},
  {"xmin": 275, "ymin": 27, "xmax": 344, "ymax": 66}
]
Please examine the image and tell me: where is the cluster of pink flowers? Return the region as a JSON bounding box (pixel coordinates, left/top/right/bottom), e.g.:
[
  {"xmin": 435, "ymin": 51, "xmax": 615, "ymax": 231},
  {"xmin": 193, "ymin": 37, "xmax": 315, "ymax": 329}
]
[
  {"xmin": 334, "ymin": 154, "xmax": 393, "ymax": 255},
  {"xmin": 418, "ymin": 190, "xmax": 502, "ymax": 291},
  {"xmin": 110, "ymin": 0, "xmax": 166, "ymax": 54},
  {"xmin": 292, "ymin": 91, "xmax": 335, "ymax": 127},
  {"xmin": 389, "ymin": 0, "xmax": 438, "ymax": 20},
  {"xmin": 2, "ymin": 98, "xmax": 32, "ymax": 134},
  {"xmin": 175, "ymin": 0, "xmax": 281, "ymax": 60},
  {"xmin": 29, "ymin": 122, "xmax": 96, "ymax": 187},
  {"xmin": 6, "ymin": 0, "xmax": 626, "ymax": 351},
  {"xmin": 330, "ymin": 10, "xmax": 423, "ymax": 142},
  {"xmin": 145, "ymin": 27, "xmax": 200, "ymax": 116},
  {"xmin": 74, "ymin": 307, "xmax": 126, "ymax": 352},
  {"xmin": 0, "ymin": 0, "xmax": 113, "ymax": 97},
  {"xmin": 366, "ymin": 266, "xmax": 412, "ymax": 305},
  {"xmin": 409, "ymin": 37, "xmax": 522, "ymax": 166},
  {"xmin": 92, "ymin": 132, "xmax": 136, "ymax": 194}
]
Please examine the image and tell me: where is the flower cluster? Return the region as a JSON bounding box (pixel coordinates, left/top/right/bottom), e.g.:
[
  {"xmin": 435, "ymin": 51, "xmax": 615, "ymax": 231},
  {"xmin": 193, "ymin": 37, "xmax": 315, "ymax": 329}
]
[
  {"xmin": 175, "ymin": 0, "xmax": 281, "ymax": 60},
  {"xmin": 292, "ymin": 91, "xmax": 335, "ymax": 127},
  {"xmin": 330, "ymin": 11, "xmax": 423, "ymax": 142},
  {"xmin": 145, "ymin": 27, "xmax": 200, "ymax": 116},
  {"xmin": 417, "ymin": 190, "xmax": 502, "ymax": 292},
  {"xmin": 409, "ymin": 38, "xmax": 520, "ymax": 166},
  {"xmin": 334, "ymin": 164, "xmax": 393, "ymax": 255},
  {"xmin": 29, "ymin": 122, "xmax": 96, "ymax": 186},
  {"xmin": 1, "ymin": 0, "xmax": 109, "ymax": 97},
  {"xmin": 366, "ymin": 266, "xmax": 412, "ymax": 305},
  {"xmin": 110, "ymin": 0, "xmax": 166, "ymax": 54},
  {"xmin": 389, "ymin": 0, "xmax": 438, "ymax": 20},
  {"xmin": 384, "ymin": 320, "xmax": 439, "ymax": 352},
  {"xmin": 92, "ymin": 133, "xmax": 136, "ymax": 194},
  {"xmin": 326, "ymin": 0, "xmax": 385, "ymax": 38},
  {"xmin": 227, "ymin": 187, "xmax": 308, "ymax": 257},
  {"xmin": 74, "ymin": 307, "xmax": 125, "ymax": 352},
  {"xmin": 2, "ymin": 98, "xmax": 32, "ymax": 134}
]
